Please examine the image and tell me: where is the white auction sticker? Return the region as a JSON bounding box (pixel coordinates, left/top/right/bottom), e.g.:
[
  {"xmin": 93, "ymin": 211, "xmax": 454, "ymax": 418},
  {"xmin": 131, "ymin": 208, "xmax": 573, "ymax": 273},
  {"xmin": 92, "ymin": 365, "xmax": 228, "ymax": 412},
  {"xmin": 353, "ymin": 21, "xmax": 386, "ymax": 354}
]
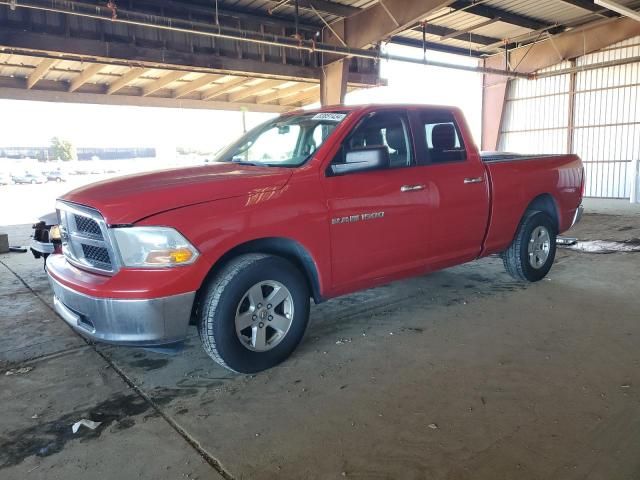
[{"xmin": 312, "ymin": 113, "xmax": 347, "ymax": 122}]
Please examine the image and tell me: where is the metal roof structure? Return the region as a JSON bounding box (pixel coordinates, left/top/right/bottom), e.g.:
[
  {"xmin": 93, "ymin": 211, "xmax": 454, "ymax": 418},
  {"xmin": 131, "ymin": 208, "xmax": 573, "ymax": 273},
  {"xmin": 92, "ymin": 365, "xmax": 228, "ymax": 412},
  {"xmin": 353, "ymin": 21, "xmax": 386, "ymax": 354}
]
[{"xmin": 0, "ymin": 0, "xmax": 639, "ymax": 110}]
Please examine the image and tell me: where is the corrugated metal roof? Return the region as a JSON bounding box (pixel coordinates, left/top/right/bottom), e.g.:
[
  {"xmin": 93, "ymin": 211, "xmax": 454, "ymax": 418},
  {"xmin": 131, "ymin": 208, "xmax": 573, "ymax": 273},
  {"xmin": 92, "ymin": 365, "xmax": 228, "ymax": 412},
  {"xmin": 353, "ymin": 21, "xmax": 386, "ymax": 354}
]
[{"xmin": 103, "ymin": 0, "xmax": 639, "ymax": 58}]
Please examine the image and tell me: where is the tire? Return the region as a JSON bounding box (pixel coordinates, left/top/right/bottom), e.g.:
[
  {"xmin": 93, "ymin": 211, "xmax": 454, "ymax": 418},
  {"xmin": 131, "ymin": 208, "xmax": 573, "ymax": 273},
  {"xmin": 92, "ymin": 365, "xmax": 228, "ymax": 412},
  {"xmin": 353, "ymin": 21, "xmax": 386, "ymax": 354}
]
[
  {"xmin": 502, "ymin": 210, "xmax": 557, "ymax": 282},
  {"xmin": 198, "ymin": 254, "xmax": 310, "ymax": 373}
]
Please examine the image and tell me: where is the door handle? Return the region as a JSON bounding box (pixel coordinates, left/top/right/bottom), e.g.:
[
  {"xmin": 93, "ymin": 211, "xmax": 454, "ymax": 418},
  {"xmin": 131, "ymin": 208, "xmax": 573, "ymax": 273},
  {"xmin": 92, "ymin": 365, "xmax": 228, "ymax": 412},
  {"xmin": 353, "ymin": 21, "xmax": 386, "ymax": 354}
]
[
  {"xmin": 400, "ymin": 184, "xmax": 425, "ymax": 192},
  {"xmin": 464, "ymin": 177, "xmax": 484, "ymax": 184}
]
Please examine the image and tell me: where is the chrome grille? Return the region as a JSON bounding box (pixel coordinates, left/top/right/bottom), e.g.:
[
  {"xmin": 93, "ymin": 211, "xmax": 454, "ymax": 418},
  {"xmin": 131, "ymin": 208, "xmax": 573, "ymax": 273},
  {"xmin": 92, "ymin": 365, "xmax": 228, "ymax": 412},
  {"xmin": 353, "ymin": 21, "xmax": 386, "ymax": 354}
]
[
  {"xmin": 81, "ymin": 244, "xmax": 111, "ymax": 267},
  {"xmin": 56, "ymin": 201, "xmax": 118, "ymax": 275},
  {"xmin": 74, "ymin": 214, "xmax": 102, "ymax": 238}
]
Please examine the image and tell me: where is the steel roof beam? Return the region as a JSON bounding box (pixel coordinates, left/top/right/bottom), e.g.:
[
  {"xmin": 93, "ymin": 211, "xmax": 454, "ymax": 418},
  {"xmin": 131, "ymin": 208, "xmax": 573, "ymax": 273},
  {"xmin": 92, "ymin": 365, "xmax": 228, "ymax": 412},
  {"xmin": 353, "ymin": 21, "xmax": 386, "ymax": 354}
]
[
  {"xmin": 559, "ymin": 0, "xmax": 618, "ymax": 17},
  {"xmin": 448, "ymin": 1, "xmax": 553, "ymax": 31},
  {"xmin": 420, "ymin": 23, "xmax": 500, "ymax": 46},
  {"xmin": 325, "ymin": 0, "xmax": 455, "ymax": 49},
  {"xmin": 388, "ymin": 36, "xmax": 484, "ymax": 57}
]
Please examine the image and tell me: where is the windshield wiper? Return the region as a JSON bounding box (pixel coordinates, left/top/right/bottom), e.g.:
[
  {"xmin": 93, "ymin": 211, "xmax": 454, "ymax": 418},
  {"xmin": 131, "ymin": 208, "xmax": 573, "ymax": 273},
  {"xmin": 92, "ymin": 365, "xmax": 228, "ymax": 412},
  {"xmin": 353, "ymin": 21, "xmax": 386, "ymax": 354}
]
[{"xmin": 230, "ymin": 158, "xmax": 263, "ymax": 166}]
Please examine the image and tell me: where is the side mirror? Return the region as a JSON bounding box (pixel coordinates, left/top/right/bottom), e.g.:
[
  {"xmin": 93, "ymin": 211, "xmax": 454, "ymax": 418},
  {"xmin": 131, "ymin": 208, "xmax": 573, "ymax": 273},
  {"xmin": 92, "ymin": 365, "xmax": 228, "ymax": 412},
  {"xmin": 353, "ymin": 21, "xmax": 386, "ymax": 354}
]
[{"xmin": 330, "ymin": 146, "xmax": 390, "ymax": 176}]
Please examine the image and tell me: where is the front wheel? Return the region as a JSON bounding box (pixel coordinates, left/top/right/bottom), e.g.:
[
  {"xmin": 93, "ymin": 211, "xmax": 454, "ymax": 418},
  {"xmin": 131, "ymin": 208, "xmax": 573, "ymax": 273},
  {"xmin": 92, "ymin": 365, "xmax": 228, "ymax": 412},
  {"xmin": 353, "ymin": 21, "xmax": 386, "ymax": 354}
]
[
  {"xmin": 502, "ymin": 210, "xmax": 557, "ymax": 282},
  {"xmin": 198, "ymin": 254, "xmax": 310, "ymax": 373}
]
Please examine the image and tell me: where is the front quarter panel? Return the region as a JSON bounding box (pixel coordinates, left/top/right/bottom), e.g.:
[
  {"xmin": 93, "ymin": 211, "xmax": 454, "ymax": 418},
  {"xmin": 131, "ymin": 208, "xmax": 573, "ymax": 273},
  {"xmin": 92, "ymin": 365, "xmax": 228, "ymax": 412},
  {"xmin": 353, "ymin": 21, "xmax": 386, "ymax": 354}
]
[{"xmin": 136, "ymin": 169, "xmax": 331, "ymax": 297}]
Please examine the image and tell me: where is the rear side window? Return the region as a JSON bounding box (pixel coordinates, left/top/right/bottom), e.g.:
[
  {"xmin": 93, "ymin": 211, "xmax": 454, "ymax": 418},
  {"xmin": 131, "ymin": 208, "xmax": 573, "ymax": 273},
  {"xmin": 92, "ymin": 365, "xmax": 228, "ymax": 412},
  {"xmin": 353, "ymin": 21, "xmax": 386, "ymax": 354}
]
[{"xmin": 419, "ymin": 112, "xmax": 466, "ymax": 164}]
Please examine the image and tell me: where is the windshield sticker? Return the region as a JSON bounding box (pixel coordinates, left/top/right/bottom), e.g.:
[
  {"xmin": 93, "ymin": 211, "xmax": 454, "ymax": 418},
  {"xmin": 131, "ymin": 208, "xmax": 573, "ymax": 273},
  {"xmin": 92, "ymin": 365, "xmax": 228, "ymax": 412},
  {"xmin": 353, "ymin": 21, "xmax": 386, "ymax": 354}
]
[{"xmin": 312, "ymin": 113, "xmax": 347, "ymax": 122}]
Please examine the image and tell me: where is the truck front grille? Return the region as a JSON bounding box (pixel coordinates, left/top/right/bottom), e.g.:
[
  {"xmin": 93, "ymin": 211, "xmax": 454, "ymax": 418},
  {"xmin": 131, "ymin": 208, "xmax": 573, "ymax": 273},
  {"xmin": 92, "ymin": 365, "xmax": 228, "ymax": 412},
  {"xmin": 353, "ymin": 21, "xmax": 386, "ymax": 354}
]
[
  {"xmin": 81, "ymin": 244, "xmax": 111, "ymax": 267},
  {"xmin": 57, "ymin": 201, "xmax": 118, "ymax": 275},
  {"xmin": 74, "ymin": 214, "xmax": 103, "ymax": 238}
]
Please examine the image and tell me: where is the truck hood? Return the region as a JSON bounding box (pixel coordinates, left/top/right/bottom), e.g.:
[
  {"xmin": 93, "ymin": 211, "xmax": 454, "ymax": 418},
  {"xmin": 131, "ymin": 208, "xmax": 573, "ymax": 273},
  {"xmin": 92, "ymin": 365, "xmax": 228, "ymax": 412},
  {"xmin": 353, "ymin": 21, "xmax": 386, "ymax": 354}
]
[{"xmin": 61, "ymin": 163, "xmax": 293, "ymax": 224}]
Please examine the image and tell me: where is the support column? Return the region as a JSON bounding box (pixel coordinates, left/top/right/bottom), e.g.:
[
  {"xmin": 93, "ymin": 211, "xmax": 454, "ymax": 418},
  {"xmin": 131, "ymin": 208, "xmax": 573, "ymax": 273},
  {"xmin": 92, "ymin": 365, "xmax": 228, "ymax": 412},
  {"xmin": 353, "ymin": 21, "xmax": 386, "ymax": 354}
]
[
  {"xmin": 481, "ymin": 71, "xmax": 509, "ymax": 152},
  {"xmin": 320, "ymin": 59, "xmax": 349, "ymax": 106}
]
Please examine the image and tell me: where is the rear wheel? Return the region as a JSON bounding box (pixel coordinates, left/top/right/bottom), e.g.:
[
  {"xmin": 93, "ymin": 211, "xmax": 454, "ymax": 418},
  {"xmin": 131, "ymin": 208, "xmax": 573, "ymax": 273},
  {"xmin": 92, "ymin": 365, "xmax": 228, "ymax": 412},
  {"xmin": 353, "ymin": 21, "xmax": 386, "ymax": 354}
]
[
  {"xmin": 503, "ymin": 210, "xmax": 557, "ymax": 282},
  {"xmin": 198, "ymin": 254, "xmax": 310, "ymax": 373}
]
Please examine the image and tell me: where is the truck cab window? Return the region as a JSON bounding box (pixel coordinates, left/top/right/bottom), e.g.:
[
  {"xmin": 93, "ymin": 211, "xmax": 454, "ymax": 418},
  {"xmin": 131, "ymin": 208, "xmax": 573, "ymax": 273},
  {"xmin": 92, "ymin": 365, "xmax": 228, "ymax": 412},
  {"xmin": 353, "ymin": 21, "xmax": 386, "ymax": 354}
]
[
  {"xmin": 337, "ymin": 111, "xmax": 413, "ymax": 169},
  {"xmin": 421, "ymin": 113, "xmax": 466, "ymax": 164},
  {"xmin": 216, "ymin": 112, "xmax": 347, "ymax": 167}
]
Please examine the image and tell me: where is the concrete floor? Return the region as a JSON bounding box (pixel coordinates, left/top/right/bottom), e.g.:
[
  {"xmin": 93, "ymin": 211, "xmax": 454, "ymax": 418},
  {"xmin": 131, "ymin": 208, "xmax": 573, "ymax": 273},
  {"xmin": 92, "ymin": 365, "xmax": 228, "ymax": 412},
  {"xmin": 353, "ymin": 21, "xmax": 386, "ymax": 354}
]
[{"xmin": 1, "ymin": 205, "xmax": 639, "ymax": 480}]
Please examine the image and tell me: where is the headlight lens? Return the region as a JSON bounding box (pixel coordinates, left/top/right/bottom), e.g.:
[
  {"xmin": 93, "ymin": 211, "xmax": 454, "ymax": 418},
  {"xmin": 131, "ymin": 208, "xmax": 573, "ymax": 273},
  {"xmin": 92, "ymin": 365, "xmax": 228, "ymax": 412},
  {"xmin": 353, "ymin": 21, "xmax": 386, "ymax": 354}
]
[{"xmin": 112, "ymin": 227, "xmax": 199, "ymax": 268}]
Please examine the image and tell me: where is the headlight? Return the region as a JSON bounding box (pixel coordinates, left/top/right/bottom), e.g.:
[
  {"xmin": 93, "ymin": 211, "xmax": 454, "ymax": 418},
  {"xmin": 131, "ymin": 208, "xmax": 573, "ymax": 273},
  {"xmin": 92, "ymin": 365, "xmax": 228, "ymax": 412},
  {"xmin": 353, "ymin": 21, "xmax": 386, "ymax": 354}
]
[{"xmin": 112, "ymin": 227, "xmax": 199, "ymax": 268}]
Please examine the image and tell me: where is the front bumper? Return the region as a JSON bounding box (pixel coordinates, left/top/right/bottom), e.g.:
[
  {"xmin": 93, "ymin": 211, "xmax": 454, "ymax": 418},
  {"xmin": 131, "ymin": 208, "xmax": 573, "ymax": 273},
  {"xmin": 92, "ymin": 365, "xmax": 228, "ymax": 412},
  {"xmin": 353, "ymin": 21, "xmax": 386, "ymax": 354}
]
[{"xmin": 49, "ymin": 274, "xmax": 195, "ymax": 346}]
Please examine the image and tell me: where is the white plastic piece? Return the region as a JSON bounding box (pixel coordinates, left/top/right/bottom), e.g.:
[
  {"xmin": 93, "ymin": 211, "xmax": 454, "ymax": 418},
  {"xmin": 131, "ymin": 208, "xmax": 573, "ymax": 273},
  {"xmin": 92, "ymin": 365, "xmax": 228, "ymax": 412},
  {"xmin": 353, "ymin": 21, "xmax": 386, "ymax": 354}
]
[{"xmin": 71, "ymin": 419, "xmax": 102, "ymax": 433}]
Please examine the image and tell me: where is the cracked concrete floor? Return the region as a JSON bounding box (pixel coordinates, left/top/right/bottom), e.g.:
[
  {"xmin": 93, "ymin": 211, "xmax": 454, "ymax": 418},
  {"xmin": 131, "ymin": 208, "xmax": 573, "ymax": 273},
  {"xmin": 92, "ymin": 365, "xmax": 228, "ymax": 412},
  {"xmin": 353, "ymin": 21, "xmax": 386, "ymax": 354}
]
[{"xmin": 1, "ymin": 207, "xmax": 640, "ymax": 480}]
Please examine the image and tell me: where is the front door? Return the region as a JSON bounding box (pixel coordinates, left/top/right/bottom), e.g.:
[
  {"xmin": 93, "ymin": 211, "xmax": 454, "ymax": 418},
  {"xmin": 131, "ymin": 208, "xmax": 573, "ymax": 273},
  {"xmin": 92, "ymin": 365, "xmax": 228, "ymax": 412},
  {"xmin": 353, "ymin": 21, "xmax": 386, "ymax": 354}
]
[{"xmin": 324, "ymin": 109, "xmax": 431, "ymax": 289}]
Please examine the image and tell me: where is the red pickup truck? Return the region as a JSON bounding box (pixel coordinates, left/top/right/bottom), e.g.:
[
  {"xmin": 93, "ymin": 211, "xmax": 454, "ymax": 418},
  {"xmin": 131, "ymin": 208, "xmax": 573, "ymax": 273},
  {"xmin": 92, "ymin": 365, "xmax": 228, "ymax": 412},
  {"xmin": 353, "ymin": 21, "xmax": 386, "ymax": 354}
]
[{"xmin": 48, "ymin": 105, "xmax": 584, "ymax": 373}]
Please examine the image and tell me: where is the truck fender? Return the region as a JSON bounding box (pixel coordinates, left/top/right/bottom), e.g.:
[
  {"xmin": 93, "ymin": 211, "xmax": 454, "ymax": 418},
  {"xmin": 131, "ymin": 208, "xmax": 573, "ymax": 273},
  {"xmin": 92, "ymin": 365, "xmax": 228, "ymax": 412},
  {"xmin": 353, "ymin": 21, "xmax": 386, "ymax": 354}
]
[
  {"xmin": 525, "ymin": 194, "xmax": 560, "ymax": 231},
  {"xmin": 201, "ymin": 237, "xmax": 324, "ymax": 304}
]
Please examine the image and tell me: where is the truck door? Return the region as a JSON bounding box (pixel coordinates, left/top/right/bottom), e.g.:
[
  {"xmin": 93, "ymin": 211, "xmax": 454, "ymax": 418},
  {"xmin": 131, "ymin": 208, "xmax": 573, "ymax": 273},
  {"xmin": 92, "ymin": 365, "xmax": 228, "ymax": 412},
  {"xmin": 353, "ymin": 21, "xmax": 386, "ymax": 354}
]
[
  {"xmin": 324, "ymin": 109, "xmax": 430, "ymax": 289},
  {"xmin": 409, "ymin": 109, "xmax": 490, "ymax": 266}
]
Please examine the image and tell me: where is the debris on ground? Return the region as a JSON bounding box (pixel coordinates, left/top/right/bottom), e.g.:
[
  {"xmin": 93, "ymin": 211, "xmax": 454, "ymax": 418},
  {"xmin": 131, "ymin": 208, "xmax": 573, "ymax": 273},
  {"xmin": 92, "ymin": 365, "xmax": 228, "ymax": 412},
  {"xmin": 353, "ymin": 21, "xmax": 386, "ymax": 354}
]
[
  {"xmin": 71, "ymin": 419, "xmax": 102, "ymax": 433},
  {"xmin": 335, "ymin": 338, "xmax": 352, "ymax": 345},
  {"xmin": 5, "ymin": 366, "xmax": 33, "ymax": 376},
  {"xmin": 560, "ymin": 239, "xmax": 640, "ymax": 253},
  {"xmin": 556, "ymin": 236, "xmax": 577, "ymax": 245},
  {"xmin": 427, "ymin": 423, "xmax": 439, "ymax": 429}
]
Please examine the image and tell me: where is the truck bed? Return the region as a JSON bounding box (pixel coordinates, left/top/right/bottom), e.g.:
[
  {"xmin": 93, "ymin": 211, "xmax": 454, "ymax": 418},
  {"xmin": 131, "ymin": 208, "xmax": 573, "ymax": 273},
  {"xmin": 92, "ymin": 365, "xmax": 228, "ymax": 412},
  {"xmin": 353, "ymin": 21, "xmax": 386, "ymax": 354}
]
[{"xmin": 481, "ymin": 153, "xmax": 584, "ymax": 256}]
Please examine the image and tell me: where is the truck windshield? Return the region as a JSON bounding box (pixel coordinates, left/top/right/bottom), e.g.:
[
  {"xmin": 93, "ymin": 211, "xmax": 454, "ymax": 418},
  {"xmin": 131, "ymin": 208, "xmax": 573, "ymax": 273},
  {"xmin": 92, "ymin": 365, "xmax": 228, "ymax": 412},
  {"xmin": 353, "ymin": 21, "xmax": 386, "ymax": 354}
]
[{"xmin": 216, "ymin": 112, "xmax": 348, "ymax": 167}]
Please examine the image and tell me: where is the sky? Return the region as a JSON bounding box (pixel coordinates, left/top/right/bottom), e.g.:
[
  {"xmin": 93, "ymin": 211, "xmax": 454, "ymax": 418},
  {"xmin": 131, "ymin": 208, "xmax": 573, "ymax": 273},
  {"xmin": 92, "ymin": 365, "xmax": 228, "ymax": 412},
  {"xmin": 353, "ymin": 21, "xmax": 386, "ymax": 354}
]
[{"xmin": 0, "ymin": 45, "xmax": 482, "ymax": 152}]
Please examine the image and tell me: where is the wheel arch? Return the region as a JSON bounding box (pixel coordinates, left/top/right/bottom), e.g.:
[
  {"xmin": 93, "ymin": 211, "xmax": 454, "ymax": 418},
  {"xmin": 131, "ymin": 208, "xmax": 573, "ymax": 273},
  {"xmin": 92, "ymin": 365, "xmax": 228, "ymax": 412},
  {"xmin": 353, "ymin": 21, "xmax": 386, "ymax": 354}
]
[
  {"xmin": 201, "ymin": 237, "xmax": 324, "ymax": 305},
  {"xmin": 525, "ymin": 193, "xmax": 559, "ymax": 231}
]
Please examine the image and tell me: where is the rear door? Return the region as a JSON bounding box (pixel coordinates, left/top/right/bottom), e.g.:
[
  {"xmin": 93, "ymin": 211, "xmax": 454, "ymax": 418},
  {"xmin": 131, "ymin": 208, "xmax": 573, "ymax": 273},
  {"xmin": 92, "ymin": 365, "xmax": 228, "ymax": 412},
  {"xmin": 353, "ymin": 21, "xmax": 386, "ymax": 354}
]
[
  {"xmin": 324, "ymin": 109, "xmax": 430, "ymax": 289},
  {"xmin": 410, "ymin": 109, "xmax": 490, "ymax": 266}
]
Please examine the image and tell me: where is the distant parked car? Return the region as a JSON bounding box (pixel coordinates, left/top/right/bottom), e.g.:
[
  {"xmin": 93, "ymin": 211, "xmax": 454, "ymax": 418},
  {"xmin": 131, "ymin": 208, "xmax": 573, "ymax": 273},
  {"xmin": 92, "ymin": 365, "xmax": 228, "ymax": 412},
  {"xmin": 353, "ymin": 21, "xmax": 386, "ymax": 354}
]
[
  {"xmin": 45, "ymin": 171, "xmax": 67, "ymax": 182},
  {"xmin": 11, "ymin": 172, "xmax": 47, "ymax": 184}
]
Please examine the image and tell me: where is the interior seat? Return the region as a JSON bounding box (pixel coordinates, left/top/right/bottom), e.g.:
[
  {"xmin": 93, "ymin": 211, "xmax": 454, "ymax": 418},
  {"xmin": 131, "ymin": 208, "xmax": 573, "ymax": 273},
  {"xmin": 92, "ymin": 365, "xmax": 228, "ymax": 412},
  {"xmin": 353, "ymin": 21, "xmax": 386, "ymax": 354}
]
[
  {"xmin": 431, "ymin": 123, "xmax": 456, "ymax": 151},
  {"xmin": 385, "ymin": 124, "xmax": 409, "ymax": 167}
]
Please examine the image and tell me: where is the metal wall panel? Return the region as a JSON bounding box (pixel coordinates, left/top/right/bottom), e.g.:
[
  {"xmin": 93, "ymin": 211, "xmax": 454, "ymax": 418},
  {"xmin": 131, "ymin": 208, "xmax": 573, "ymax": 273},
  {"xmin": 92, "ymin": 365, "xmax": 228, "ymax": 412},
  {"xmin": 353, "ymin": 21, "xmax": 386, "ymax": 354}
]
[
  {"xmin": 498, "ymin": 37, "xmax": 640, "ymax": 198},
  {"xmin": 573, "ymin": 37, "xmax": 640, "ymax": 198},
  {"xmin": 499, "ymin": 62, "xmax": 571, "ymax": 154}
]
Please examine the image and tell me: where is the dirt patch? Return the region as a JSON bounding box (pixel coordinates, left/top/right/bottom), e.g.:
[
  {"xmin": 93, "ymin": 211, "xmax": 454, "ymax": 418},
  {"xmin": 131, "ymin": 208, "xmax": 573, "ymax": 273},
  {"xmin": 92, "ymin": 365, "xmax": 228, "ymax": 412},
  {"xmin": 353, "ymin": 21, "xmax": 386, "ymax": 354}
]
[
  {"xmin": 128, "ymin": 358, "xmax": 170, "ymax": 370},
  {"xmin": 0, "ymin": 393, "xmax": 150, "ymax": 468}
]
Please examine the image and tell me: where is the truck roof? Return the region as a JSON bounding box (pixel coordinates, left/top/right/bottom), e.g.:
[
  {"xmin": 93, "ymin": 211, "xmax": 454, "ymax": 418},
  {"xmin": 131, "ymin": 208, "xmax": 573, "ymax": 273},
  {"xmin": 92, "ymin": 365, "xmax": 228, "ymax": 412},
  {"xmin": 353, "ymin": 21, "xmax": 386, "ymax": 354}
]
[{"xmin": 284, "ymin": 103, "xmax": 462, "ymax": 117}]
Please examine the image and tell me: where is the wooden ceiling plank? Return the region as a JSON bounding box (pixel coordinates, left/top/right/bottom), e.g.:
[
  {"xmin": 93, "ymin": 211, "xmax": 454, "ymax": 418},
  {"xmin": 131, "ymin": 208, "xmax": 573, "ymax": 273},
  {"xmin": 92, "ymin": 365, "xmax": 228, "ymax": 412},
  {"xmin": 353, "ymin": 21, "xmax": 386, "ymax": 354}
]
[
  {"xmin": 257, "ymin": 83, "xmax": 316, "ymax": 104},
  {"xmin": 279, "ymin": 86, "xmax": 320, "ymax": 106},
  {"xmin": 227, "ymin": 79, "xmax": 284, "ymax": 103},
  {"xmin": 173, "ymin": 73, "xmax": 222, "ymax": 98},
  {"xmin": 26, "ymin": 58, "xmax": 57, "ymax": 89},
  {"xmin": 142, "ymin": 70, "xmax": 188, "ymax": 96},
  {"xmin": 106, "ymin": 67, "xmax": 148, "ymax": 95},
  {"xmin": 200, "ymin": 77, "xmax": 248, "ymax": 101},
  {"xmin": 68, "ymin": 63, "xmax": 105, "ymax": 92}
]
